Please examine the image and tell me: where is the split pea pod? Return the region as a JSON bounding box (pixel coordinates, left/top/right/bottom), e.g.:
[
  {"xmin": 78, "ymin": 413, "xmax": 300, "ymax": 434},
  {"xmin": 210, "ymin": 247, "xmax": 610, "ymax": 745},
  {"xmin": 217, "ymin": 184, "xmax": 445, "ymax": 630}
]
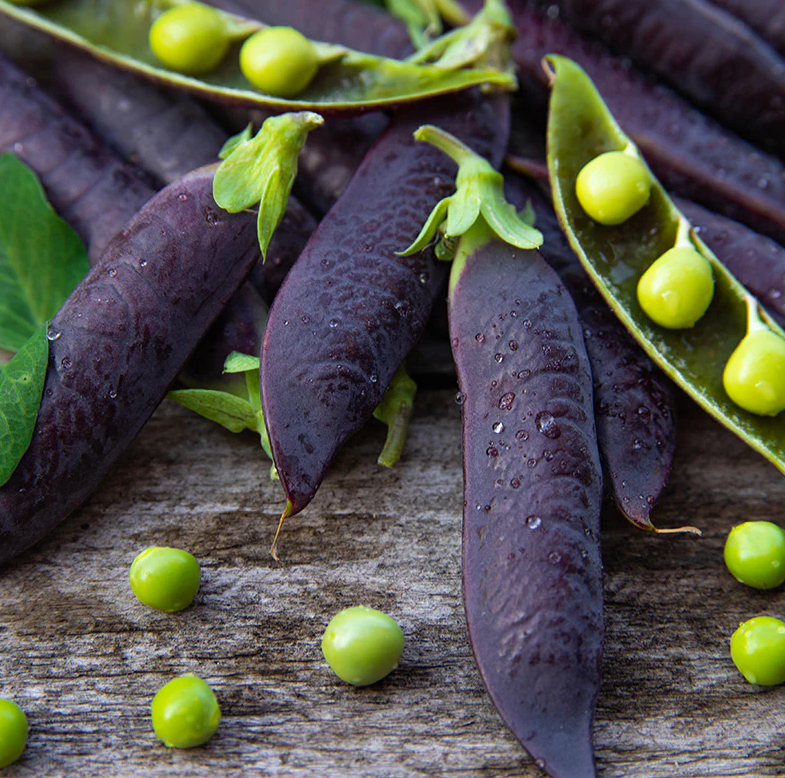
[
  {"xmin": 0, "ymin": 166, "xmax": 260, "ymax": 566},
  {"xmin": 546, "ymin": 55, "xmax": 785, "ymax": 476}
]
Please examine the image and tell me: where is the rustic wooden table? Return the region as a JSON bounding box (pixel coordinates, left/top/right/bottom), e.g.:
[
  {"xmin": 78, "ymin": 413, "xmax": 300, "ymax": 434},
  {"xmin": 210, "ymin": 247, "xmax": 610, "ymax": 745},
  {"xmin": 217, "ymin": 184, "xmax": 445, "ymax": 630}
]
[{"xmin": 1, "ymin": 387, "xmax": 784, "ymax": 778}]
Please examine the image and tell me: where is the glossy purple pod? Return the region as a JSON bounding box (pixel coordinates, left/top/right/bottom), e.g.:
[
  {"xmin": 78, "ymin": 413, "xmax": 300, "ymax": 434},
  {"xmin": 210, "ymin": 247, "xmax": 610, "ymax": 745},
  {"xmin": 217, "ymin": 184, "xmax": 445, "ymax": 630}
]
[
  {"xmin": 504, "ymin": 173, "xmax": 677, "ymax": 529},
  {"xmin": 452, "ymin": 241, "xmax": 603, "ymax": 778},
  {"xmin": 544, "ymin": 0, "xmax": 785, "ymax": 158},
  {"xmin": 261, "ymin": 92, "xmax": 509, "ymax": 516},
  {"xmin": 465, "ymin": 0, "xmax": 785, "ymax": 245},
  {"xmin": 0, "ymin": 53, "xmax": 154, "ymax": 263},
  {"xmin": 0, "ymin": 167, "xmax": 260, "ymax": 566},
  {"xmin": 708, "ymin": 0, "xmax": 785, "ymax": 58}
]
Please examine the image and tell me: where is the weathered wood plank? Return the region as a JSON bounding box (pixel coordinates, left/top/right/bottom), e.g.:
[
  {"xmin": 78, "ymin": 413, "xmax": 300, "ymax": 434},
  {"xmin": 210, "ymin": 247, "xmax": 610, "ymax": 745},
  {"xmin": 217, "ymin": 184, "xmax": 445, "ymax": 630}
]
[{"xmin": 1, "ymin": 390, "xmax": 784, "ymax": 777}]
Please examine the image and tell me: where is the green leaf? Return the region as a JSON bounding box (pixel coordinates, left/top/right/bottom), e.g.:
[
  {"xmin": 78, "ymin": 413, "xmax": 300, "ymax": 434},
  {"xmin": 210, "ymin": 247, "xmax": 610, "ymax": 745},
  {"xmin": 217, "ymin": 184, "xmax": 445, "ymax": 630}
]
[
  {"xmin": 219, "ymin": 124, "xmax": 253, "ymax": 160},
  {"xmin": 223, "ymin": 351, "xmax": 261, "ymax": 374},
  {"xmin": 0, "ymin": 325, "xmax": 48, "ymax": 487},
  {"xmin": 168, "ymin": 388, "xmax": 260, "ymax": 434},
  {"xmin": 372, "ymin": 364, "xmax": 417, "ymax": 467},
  {"xmin": 213, "ymin": 112, "xmax": 323, "ymax": 258},
  {"xmin": 0, "ymin": 154, "xmax": 89, "ymax": 352},
  {"xmin": 0, "ymin": 0, "xmax": 515, "ymax": 114},
  {"xmin": 545, "ymin": 54, "xmax": 785, "ymax": 477}
]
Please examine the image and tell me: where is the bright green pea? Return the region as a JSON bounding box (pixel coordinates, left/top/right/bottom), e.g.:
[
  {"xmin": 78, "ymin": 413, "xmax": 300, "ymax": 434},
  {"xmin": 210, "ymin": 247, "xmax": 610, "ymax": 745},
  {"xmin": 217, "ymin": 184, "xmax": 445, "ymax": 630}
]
[
  {"xmin": 151, "ymin": 674, "xmax": 220, "ymax": 748},
  {"xmin": 129, "ymin": 546, "xmax": 201, "ymax": 612},
  {"xmin": 725, "ymin": 521, "xmax": 785, "ymax": 590},
  {"xmin": 723, "ymin": 329, "xmax": 785, "ymax": 416},
  {"xmin": 0, "ymin": 699, "xmax": 28, "ymax": 768},
  {"xmin": 149, "ymin": 4, "xmax": 230, "ymax": 76},
  {"xmin": 730, "ymin": 616, "xmax": 785, "ymax": 685},
  {"xmin": 240, "ymin": 27, "xmax": 319, "ymax": 98},
  {"xmin": 636, "ymin": 246, "xmax": 714, "ymax": 329},
  {"xmin": 575, "ymin": 150, "xmax": 651, "ymax": 226},
  {"xmin": 321, "ymin": 605, "xmax": 405, "ymax": 686}
]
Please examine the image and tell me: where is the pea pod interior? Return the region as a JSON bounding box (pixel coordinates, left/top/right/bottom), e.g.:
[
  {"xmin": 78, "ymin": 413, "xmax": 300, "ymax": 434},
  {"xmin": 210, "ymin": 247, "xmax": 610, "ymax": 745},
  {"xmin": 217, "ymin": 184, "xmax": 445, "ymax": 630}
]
[
  {"xmin": 546, "ymin": 54, "xmax": 785, "ymax": 476},
  {"xmin": 0, "ymin": 0, "xmax": 512, "ymax": 114}
]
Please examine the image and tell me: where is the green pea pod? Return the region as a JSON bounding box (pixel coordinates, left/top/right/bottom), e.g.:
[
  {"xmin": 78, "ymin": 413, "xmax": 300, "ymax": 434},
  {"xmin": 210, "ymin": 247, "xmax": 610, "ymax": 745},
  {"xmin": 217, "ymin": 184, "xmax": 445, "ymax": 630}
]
[
  {"xmin": 0, "ymin": 0, "xmax": 514, "ymax": 114},
  {"xmin": 545, "ymin": 54, "xmax": 785, "ymax": 476}
]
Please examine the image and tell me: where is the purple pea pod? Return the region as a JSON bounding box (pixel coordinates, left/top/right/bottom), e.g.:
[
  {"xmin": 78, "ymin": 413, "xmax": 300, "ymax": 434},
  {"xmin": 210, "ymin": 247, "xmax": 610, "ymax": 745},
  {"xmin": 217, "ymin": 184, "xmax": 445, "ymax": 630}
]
[
  {"xmin": 0, "ymin": 167, "xmax": 260, "ymax": 566},
  {"xmin": 707, "ymin": 0, "xmax": 785, "ymax": 58}
]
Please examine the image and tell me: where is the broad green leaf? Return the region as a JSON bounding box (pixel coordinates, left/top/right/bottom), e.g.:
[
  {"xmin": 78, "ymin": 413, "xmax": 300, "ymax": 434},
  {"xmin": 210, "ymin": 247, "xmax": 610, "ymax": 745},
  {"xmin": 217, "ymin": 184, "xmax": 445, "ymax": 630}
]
[
  {"xmin": 0, "ymin": 325, "xmax": 48, "ymax": 487},
  {"xmin": 0, "ymin": 0, "xmax": 515, "ymax": 114},
  {"xmin": 0, "ymin": 154, "xmax": 89, "ymax": 352},
  {"xmin": 546, "ymin": 54, "xmax": 785, "ymax": 476}
]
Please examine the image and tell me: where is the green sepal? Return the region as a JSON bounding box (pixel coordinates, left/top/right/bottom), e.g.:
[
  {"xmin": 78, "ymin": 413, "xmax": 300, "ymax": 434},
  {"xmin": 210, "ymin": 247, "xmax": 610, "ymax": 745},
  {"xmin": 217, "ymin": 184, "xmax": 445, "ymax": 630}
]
[
  {"xmin": 0, "ymin": 324, "xmax": 48, "ymax": 487},
  {"xmin": 0, "ymin": 154, "xmax": 89, "ymax": 353},
  {"xmin": 213, "ymin": 112, "xmax": 324, "ymax": 259},
  {"xmin": 399, "ymin": 124, "xmax": 543, "ymax": 256},
  {"xmin": 223, "ymin": 350, "xmax": 260, "ymax": 374},
  {"xmin": 372, "ymin": 363, "xmax": 417, "ymax": 468},
  {"xmin": 219, "ymin": 124, "xmax": 254, "ymax": 160}
]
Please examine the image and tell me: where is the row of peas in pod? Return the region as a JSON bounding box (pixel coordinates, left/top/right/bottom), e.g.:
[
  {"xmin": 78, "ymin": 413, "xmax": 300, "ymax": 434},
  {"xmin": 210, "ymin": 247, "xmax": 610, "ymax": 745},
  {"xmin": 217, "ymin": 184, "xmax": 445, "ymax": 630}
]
[
  {"xmin": 0, "ymin": 546, "xmax": 404, "ymax": 766},
  {"xmin": 574, "ymin": 148, "xmax": 785, "ymax": 418}
]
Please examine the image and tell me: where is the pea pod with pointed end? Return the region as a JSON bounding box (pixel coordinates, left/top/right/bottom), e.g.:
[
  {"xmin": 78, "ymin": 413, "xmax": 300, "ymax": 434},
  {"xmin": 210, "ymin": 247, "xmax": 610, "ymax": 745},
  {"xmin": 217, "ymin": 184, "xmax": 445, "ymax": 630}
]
[
  {"xmin": 0, "ymin": 0, "xmax": 514, "ymax": 114},
  {"xmin": 410, "ymin": 125, "xmax": 602, "ymax": 778},
  {"xmin": 545, "ymin": 54, "xmax": 785, "ymax": 476},
  {"xmin": 0, "ymin": 166, "xmax": 260, "ymax": 567}
]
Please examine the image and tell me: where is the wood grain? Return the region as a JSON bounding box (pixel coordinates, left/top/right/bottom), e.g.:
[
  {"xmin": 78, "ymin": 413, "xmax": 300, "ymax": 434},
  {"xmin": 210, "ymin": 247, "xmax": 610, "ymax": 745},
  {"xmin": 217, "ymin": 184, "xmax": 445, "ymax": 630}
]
[{"xmin": 1, "ymin": 390, "xmax": 784, "ymax": 777}]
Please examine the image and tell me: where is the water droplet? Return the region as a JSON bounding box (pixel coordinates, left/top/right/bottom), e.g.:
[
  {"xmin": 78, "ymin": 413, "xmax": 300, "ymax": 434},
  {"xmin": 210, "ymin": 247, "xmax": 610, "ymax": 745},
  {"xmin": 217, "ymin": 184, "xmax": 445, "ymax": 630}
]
[
  {"xmin": 498, "ymin": 392, "xmax": 516, "ymax": 411},
  {"xmin": 516, "ymin": 430, "xmax": 529, "ymax": 441},
  {"xmin": 511, "ymin": 478, "xmax": 521, "ymax": 489},
  {"xmin": 138, "ymin": 258, "xmax": 148, "ymax": 268},
  {"xmin": 370, "ymin": 374, "xmax": 378, "ymax": 383},
  {"xmin": 394, "ymin": 301, "xmax": 406, "ymax": 314},
  {"xmin": 523, "ymin": 319, "xmax": 532, "ymax": 329},
  {"xmin": 107, "ymin": 267, "xmax": 117, "ymax": 278},
  {"xmin": 758, "ymin": 177, "xmax": 771, "ymax": 190},
  {"xmin": 301, "ymin": 315, "xmax": 310, "ymax": 324},
  {"xmin": 486, "ymin": 446, "xmax": 499, "ymax": 457},
  {"xmin": 492, "ymin": 421, "xmax": 505, "ymax": 434},
  {"xmin": 548, "ymin": 551, "xmax": 561, "ymax": 565},
  {"xmin": 527, "ymin": 458, "xmax": 538, "ymax": 468},
  {"xmin": 637, "ymin": 405, "xmax": 652, "ymax": 423},
  {"xmin": 418, "ymin": 272, "xmax": 429, "ymax": 285},
  {"xmin": 455, "ymin": 391, "xmax": 466, "ymax": 405},
  {"xmin": 178, "ymin": 193, "xmax": 188, "ymax": 202},
  {"xmin": 329, "ymin": 319, "xmax": 339, "ymax": 328},
  {"xmin": 108, "ymin": 389, "xmax": 117, "ymax": 399},
  {"xmin": 475, "ymin": 333, "xmax": 485, "ymax": 343},
  {"xmin": 535, "ymin": 411, "xmax": 561, "ymax": 439},
  {"xmin": 508, "ymin": 340, "xmax": 518, "ymax": 351},
  {"xmin": 526, "ymin": 515, "xmax": 542, "ymax": 529},
  {"xmin": 60, "ymin": 357, "xmax": 72, "ymax": 369},
  {"xmin": 494, "ymin": 353, "xmax": 504, "ymax": 363},
  {"xmin": 46, "ymin": 324, "xmax": 61, "ymax": 341},
  {"xmin": 283, "ymin": 319, "xmax": 290, "ymax": 326},
  {"xmin": 543, "ymin": 449, "xmax": 554, "ymax": 461},
  {"xmin": 18, "ymin": 487, "xmax": 27, "ymax": 495}
]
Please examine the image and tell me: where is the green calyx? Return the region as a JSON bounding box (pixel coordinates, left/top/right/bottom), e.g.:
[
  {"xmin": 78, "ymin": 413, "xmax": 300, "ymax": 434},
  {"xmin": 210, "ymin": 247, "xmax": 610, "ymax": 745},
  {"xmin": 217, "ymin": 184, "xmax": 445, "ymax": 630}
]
[
  {"xmin": 399, "ymin": 124, "xmax": 543, "ymax": 260},
  {"xmin": 213, "ymin": 112, "xmax": 324, "ymax": 259},
  {"xmin": 372, "ymin": 363, "xmax": 417, "ymax": 468},
  {"xmin": 407, "ymin": 0, "xmax": 515, "ymax": 73}
]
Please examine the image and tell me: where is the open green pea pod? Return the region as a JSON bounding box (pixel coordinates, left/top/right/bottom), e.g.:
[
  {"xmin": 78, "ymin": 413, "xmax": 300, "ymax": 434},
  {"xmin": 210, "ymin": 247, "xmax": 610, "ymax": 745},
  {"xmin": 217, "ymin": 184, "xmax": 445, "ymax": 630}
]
[
  {"xmin": 0, "ymin": 0, "xmax": 514, "ymax": 113},
  {"xmin": 546, "ymin": 54, "xmax": 785, "ymax": 476}
]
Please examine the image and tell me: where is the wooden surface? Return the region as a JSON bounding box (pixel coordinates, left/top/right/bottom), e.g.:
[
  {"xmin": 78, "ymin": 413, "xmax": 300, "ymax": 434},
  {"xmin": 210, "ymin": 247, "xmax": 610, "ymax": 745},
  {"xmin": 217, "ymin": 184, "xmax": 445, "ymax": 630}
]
[{"xmin": 2, "ymin": 388, "xmax": 785, "ymax": 778}]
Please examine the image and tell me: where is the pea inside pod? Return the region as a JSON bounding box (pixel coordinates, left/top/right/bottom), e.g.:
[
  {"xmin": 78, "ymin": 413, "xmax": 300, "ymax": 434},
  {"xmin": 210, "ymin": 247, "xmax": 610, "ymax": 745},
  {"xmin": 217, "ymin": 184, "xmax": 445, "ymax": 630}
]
[{"xmin": 546, "ymin": 54, "xmax": 785, "ymax": 477}]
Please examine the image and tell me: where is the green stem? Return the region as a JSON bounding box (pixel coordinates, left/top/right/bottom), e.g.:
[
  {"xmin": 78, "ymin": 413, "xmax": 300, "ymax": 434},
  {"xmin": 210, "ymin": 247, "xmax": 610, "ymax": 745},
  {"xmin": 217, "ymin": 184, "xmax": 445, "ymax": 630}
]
[
  {"xmin": 413, "ymin": 124, "xmax": 479, "ymax": 168},
  {"xmin": 435, "ymin": 0, "xmax": 471, "ymax": 24},
  {"xmin": 746, "ymin": 294, "xmax": 768, "ymax": 334},
  {"xmin": 377, "ymin": 401, "xmax": 414, "ymax": 468}
]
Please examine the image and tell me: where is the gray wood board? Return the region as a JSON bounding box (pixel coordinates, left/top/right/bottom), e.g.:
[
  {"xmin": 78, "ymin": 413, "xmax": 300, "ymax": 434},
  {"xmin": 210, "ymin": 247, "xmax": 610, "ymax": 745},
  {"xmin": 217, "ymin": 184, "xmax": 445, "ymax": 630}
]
[{"xmin": 1, "ymin": 391, "xmax": 784, "ymax": 778}]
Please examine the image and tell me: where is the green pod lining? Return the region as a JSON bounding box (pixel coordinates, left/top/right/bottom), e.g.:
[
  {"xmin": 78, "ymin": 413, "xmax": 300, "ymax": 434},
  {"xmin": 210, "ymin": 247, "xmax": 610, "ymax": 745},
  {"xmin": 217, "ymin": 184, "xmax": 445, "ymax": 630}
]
[
  {"xmin": 545, "ymin": 54, "xmax": 785, "ymax": 476},
  {"xmin": 0, "ymin": 0, "xmax": 514, "ymax": 114}
]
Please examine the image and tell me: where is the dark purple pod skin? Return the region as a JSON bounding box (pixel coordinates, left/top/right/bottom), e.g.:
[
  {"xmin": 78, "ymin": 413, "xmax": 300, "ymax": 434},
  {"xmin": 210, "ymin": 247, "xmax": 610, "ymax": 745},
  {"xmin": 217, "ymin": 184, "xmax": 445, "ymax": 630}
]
[
  {"xmin": 504, "ymin": 173, "xmax": 676, "ymax": 529},
  {"xmin": 544, "ymin": 0, "xmax": 785, "ymax": 158},
  {"xmin": 261, "ymin": 92, "xmax": 509, "ymax": 516},
  {"xmin": 209, "ymin": 0, "xmax": 413, "ymax": 58},
  {"xmin": 708, "ymin": 0, "xmax": 785, "ymax": 58},
  {"xmin": 0, "ymin": 167, "xmax": 260, "ymax": 566},
  {"xmin": 452, "ymin": 241, "xmax": 603, "ymax": 778},
  {"xmin": 465, "ymin": 0, "xmax": 785, "ymax": 245},
  {"xmin": 0, "ymin": 54, "xmax": 154, "ymax": 264},
  {"xmin": 677, "ymin": 197, "xmax": 785, "ymax": 329}
]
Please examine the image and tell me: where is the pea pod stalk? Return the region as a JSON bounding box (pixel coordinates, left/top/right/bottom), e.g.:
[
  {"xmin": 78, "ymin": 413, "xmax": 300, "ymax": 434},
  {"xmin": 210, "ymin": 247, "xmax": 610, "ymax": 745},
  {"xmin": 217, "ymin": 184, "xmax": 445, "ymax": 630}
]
[
  {"xmin": 545, "ymin": 55, "xmax": 785, "ymax": 478},
  {"xmin": 410, "ymin": 126, "xmax": 602, "ymax": 778}
]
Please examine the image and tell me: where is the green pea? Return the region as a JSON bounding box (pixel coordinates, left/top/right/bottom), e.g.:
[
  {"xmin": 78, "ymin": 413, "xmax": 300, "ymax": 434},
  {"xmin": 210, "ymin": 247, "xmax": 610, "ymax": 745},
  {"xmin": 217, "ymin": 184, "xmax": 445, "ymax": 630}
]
[
  {"xmin": 129, "ymin": 546, "xmax": 201, "ymax": 612},
  {"xmin": 574, "ymin": 150, "xmax": 651, "ymax": 226},
  {"xmin": 321, "ymin": 605, "xmax": 405, "ymax": 686},
  {"xmin": 0, "ymin": 699, "xmax": 28, "ymax": 768},
  {"xmin": 730, "ymin": 616, "xmax": 785, "ymax": 685},
  {"xmin": 725, "ymin": 521, "xmax": 785, "ymax": 590},
  {"xmin": 149, "ymin": 4, "xmax": 230, "ymax": 76},
  {"xmin": 723, "ymin": 329, "xmax": 785, "ymax": 416},
  {"xmin": 636, "ymin": 246, "xmax": 714, "ymax": 329},
  {"xmin": 151, "ymin": 674, "xmax": 221, "ymax": 748},
  {"xmin": 240, "ymin": 27, "xmax": 319, "ymax": 98}
]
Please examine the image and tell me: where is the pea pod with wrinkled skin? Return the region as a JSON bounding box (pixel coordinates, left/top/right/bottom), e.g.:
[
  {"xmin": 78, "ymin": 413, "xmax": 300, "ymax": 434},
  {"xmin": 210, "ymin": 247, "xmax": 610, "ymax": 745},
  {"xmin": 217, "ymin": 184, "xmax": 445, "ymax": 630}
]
[
  {"xmin": 546, "ymin": 55, "xmax": 785, "ymax": 478},
  {"xmin": 542, "ymin": 0, "xmax": 785, "ymax": 158},
  {"xmin": 464, "ymin": 0, "xmax": 785, "ymax": 246},
  {"xmin": 0, "ymin": 166, "xmax": 260, "ymax": 566},
  {"xmin": 504, "ymin": 172, "xmax": 679, "ymax": 532},
  {"xmin": 260, "ymin": 91, "xmax": 510, "ymax": 521},
  {"xmin": 0, "ymin": 52, "xmax": 154, "ymax": 263},
  {"xmin": 452, "ymin": 235, "xmax": 603, "ymax": 778},
  {"xmin": 0, "ymin": 0, "xmax": 513, "ymax": 115}
]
